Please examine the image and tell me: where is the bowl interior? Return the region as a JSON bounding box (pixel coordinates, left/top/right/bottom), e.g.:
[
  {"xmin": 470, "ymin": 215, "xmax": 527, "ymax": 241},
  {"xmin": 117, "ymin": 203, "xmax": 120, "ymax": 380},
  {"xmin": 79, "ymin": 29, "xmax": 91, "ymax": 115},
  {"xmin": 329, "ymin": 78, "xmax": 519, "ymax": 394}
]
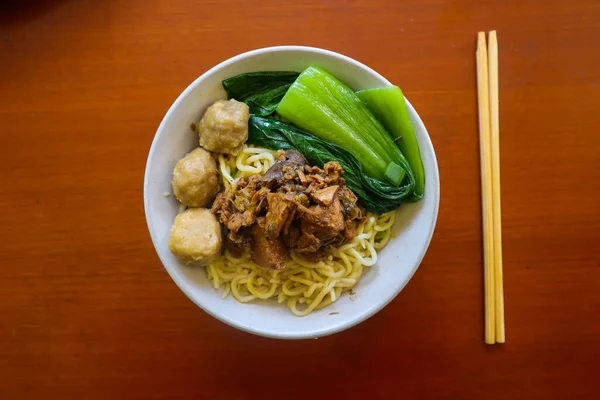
[{"xmin": 144, "ymin": 46, "xmax": 439, "ymax": 339}]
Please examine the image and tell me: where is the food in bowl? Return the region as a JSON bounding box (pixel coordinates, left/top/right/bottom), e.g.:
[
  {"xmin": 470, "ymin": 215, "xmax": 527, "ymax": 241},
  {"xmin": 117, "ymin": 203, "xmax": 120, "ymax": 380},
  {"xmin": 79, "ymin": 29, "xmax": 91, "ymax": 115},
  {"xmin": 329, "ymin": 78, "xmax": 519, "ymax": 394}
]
[
  {"xmin": 168, "ymin": 208, "xmax": 222, "ymax": 265},
  {"xmin": 197, "ymin": 99, "xmax": 250, "ymax": 155},
  {"xmin": 166, "ymin": 65, "xmax": 426, "ymax": 316},
  {"xmin": 171, "ymin": 147, "xmax": 220, "ymax": 207}
]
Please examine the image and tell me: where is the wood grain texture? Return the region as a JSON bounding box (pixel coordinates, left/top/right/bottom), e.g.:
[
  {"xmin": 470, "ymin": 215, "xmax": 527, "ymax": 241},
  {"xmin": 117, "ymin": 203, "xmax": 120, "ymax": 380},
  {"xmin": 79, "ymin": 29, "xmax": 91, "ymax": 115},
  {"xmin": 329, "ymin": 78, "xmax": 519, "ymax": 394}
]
[{"xmin": 1, "ymin": 0, "xmax": 599, "ymax": 398}]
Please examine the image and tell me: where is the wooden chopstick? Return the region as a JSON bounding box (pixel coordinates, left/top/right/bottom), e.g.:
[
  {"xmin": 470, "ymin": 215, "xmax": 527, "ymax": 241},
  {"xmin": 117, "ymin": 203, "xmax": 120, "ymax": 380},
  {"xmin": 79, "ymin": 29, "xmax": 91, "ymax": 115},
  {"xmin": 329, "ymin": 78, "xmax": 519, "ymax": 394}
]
[
  {"xmin": 476, "ymin": 31, "xmax": 496, "ymax": 345},
  {"xmin": 487, "ymin": 31, "xmax": 505, "ymax": 343},
  {"xmin": 477, "ymin": 31, "xmax": 505, "ymax": 344}
]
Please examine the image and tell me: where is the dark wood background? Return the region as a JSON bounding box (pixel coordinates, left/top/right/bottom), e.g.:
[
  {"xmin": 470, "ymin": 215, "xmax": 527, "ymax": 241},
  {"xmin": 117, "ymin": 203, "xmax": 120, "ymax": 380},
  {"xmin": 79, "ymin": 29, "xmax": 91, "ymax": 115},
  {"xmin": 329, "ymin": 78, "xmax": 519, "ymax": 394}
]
[{"xmin": 1, "ymin": 0, "xmax": 599, "ymax": 398}]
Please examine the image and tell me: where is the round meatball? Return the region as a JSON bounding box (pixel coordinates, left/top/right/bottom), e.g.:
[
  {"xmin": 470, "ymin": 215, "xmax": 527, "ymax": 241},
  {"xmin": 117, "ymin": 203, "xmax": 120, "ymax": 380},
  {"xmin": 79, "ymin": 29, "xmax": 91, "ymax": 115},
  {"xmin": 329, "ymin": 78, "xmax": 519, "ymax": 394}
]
[
  {"xmin": 168, "ymin": 208, "xmax": 222, "ymax": 266},
  {"xmin": 172, "ymin": 147, "xmax": 220, "ymax": 207},
  {"xmin": 198, "ymin": 99, "xmax": 249, "ymax": 155}
]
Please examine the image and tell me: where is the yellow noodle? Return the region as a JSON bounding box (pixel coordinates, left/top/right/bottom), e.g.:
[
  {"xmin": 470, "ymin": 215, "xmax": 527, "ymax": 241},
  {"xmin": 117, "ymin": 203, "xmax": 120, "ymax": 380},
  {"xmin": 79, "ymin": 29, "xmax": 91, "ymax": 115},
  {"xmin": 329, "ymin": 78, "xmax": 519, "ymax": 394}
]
[
  {"xmin": 206, "ymin": 145, "xmax": 396, "ymax": 316},
  {"xmin": 221, "ymin": 282, "xmax": 231, "ymax": 299}
]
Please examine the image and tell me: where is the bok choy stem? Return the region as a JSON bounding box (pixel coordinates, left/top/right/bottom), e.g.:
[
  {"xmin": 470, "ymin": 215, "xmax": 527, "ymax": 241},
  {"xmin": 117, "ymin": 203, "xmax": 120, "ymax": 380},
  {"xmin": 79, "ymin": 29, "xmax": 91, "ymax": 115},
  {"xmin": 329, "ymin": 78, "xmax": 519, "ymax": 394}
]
[{"xmin": 357, "ymin": 86, "xmax": 425, "ymax": 197}]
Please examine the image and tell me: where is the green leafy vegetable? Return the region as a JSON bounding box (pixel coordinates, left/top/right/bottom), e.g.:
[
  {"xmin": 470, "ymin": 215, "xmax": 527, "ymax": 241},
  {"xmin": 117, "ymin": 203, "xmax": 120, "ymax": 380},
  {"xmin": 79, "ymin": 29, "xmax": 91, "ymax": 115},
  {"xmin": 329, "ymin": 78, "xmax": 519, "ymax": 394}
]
[
  {"xmin": 357, "ymin": 86, "xmax": 425, "ymax": 197},
  {"xmin": 248, "ymin": 115, "xmax": 415, "ymax": 214},
  {"xmin": 276, "ymin": 66, "xmax": 413, "ymax": 186},
  {"xmin": 222, "ymin": 71, "xmax": 300, "ymax": 116}
]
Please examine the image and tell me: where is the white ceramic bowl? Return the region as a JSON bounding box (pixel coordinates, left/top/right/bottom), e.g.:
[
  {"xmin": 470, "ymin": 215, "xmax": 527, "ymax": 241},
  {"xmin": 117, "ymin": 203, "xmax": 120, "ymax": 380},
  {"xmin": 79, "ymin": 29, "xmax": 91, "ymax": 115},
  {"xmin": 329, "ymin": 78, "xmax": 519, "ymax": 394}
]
[{"xmin": 144, "ymin": 46, "xmax": 439, "ymax": 339}]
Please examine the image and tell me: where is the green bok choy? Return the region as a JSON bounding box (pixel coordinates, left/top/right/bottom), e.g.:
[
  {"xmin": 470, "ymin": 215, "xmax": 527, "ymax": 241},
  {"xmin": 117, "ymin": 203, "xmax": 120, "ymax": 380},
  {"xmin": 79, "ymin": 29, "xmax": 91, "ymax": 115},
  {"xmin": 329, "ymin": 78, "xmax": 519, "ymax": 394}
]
[
  {"xmin": 357, "ymin": 87, "xmax": 425, "ymax": 197},
  {"xmin": 276, "ymin": 66, "xmax": 411, "ymax": 186},
  {"xmin": 222, "ymin": 71, "xmax": 299, "ymax": 116}
]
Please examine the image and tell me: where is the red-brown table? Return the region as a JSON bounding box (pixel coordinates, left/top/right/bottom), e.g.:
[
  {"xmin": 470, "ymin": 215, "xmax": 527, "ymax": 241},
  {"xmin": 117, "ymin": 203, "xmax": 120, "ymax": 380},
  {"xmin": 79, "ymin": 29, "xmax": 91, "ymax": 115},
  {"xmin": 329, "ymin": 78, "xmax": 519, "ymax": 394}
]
[{"xmin": 1, "ymin": 1, "xmax": 599, "ymax": 398}]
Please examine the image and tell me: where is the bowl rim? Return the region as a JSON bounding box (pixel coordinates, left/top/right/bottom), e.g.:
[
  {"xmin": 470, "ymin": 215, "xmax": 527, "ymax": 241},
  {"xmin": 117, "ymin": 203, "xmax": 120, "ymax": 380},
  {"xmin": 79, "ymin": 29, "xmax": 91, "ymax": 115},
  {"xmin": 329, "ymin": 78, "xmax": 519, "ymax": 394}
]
[{"xmin": 144, "ymin": 45, "xmax": 440, "ymax": 339}]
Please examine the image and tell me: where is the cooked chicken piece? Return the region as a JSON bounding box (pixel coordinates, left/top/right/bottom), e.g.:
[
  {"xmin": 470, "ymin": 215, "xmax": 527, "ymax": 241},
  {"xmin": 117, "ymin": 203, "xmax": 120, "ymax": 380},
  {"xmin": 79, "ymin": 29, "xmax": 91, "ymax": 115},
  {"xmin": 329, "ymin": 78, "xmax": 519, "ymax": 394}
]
[
  {"xmin": 337, "ymin": 186, "xmax": 358, "ymax": 203},
  {"xmin": 225, "ymin": 214, "xmax": 242, "ymax": 232},
  {"xmin": 265, "ymin": 193, "xmax": 296, "ymax": 239},
  {"xmin": 297, "ymin": 170, "xmax": 307, "ymax": 185},
  {"xmin": 295, "ymin": 232, "xmax": 322, "ymax": 254},
  {"xmin": 323, "ymin": 161, "xmax": 344, "ymax": 185},
  {"xmin": 249, "ymin": 187, "xmax": 270, "ymax": 214},
  {"xmin": 305, "ymin": 172, "xmax": 326, "ymax": 192},
  {"xmin": 226, "ymin": 227, "xmax": 252, "ymax": 257},
  {"xmin": 281, "ymin": 207, "xmax": 297, "ymax": 236},
  {"xmin": 283, "ymin": 223, "xmax": 301, "ymax": 247},
  {"xmin": 300, "ymin": 196, "xmax": 346, "ymax": 246},
  {"xmin": 343, "ymin": 219, "xmax": 359, "ymax": 241},
  {"xmin": 337, "ymin": 187, "xmax": 359, "ymax": 213},
  {"xmin": 303, "ymin": 196, "xmax": 345, "ymax": 231},
  {"xmin": 212, "ymin": 178, "xmax": 268, "ymax": 233},
  {"xmin": 211, "ymin": 192, "xmax": 233, "ymax": 222},
  {"xmin": 251, "ymin": 217, "xmax": 288, "ymax": 270},
  {"xmin": 228, "ymin": 228, "xmax": 252, "ymax": 247},
  {"xmin": 337, "ymin": 186, "xmax": 364, "ymax": 241},
  {"xmin": 310, "ymin": 185, "xmax": 339, "ymax": 206}
]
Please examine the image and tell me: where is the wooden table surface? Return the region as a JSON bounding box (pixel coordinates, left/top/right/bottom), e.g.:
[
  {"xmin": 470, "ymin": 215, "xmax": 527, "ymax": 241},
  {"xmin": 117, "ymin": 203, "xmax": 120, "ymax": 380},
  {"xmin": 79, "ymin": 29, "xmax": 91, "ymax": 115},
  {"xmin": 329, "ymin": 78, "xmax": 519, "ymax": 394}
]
[{"xmin": 1, "ymin": 0, "xmax": 599, "ymax": 398}]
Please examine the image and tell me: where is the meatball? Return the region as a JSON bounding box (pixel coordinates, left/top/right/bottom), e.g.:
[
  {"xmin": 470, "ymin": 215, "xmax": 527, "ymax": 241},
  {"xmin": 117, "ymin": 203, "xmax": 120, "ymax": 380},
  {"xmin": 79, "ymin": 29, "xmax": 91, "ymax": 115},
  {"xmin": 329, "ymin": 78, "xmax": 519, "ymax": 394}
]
[
  {"xmin": 198, "ymin": 99, "xmax": 249, "ymax": 155},
  {"xmin": 172, "ymin": 147, "xmax": 220, "ymax": 208},
  {"xmin": 168, "ymin": 208, "xmax": 222, "ymax": 266}
]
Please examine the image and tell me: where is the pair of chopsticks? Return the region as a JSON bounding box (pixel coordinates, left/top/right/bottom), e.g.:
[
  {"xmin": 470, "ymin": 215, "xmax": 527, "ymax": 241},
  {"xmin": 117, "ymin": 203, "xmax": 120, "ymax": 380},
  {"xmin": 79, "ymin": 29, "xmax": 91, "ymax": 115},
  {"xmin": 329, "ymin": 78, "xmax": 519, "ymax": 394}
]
[{"xmin": 476, "ymin": 31, "xmax": 505, "ymax": 345}]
